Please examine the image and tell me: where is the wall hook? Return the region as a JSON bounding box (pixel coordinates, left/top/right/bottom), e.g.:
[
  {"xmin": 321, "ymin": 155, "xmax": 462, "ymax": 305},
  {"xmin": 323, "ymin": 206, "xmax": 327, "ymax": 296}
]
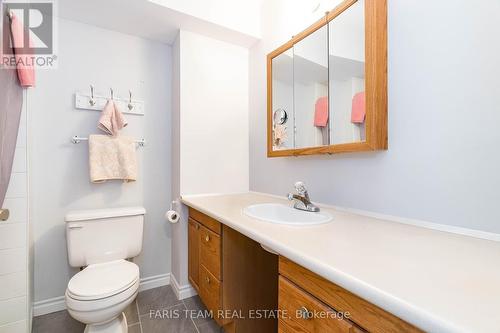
[
  {"xmin": 110, "ymin": 88, "xmax": 114, "ymax": 100},
  {"xmin": 128, "ymin": 90, "xmax": 134, "ymax": 110},
  {"xmin": 89, "ymin": 85, "xmax": 96, "ymax": 106}
]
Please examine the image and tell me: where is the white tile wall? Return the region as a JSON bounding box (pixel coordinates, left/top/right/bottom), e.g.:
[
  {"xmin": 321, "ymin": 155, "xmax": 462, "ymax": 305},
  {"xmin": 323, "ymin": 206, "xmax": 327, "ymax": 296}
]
[
  {"xmin": 0, "ymin": 271, "xmax": 27, "ymax": 300},
  {"xmin": 11, "ymin": 148, "xmax": 27, "ymax": 174},
  {"xmin": 0, "ymin": 296, "xmax": 27, "ymax": 326},
  {"xmin": 0, "ymin": 320, "xmax": 27, "ymax": 333},
  {"xmin": 1, "ymin": 198, "xmax": 27, "ymax": 223},
  {"xmin": 0, "ymin": 248, "xmax": 26, "ymax": 275},
  {"xmin": 5, "ymin": 173, "xmax": 27, "ymax": 199},
  {"xmin": 15, "ymin": 123, "xmax": 26, "ymax": 148},
  {"xmin": 0, "ymin": 223, "xmax": 26, "ymax": 250},
  {"xmin": 0, "ymin": 108, "xmax": 29, "ymax": 332}
]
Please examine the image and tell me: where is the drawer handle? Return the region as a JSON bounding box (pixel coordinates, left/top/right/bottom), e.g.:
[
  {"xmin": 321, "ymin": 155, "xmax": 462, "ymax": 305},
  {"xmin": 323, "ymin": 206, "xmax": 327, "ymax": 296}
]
[
  {"xmin": 299, "ymin": 306, "xmax": 312, "ymax": 320},
  {"xmin": 196, "ymin": 224, "xmax": 200, "ymax": 230},
  {"xmin": 205, "ymin": 276, "xmax": 210, "ymax": 284},
  {"xmin": 205, "ymin": 235, "xmax": 210, "ymax": 242}
]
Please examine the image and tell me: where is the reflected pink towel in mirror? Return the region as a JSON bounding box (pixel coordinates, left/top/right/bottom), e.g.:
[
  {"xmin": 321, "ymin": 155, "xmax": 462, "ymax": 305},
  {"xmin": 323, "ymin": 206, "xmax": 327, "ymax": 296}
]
[
  {"xmin": 314, "ymin": 96, "xmax": 328, "ymax": 127},
  {"xmin": 9, "ymin": 12, "xmax": 35, "ymax": 88},
  {"xmin": 351, "ymin": 92, "xmax": 366, "ymax": 123}
]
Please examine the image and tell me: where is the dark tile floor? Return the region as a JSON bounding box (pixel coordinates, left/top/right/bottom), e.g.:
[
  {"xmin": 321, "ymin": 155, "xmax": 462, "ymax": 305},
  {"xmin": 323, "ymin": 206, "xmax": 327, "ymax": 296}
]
[{"xmin": 33, "ymin": 285, "xmax": 223, "ymax": 333}]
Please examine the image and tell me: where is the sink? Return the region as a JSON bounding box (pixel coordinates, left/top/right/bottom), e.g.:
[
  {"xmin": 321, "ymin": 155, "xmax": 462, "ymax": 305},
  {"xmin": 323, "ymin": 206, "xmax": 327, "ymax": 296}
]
[{"xmin": 243, "ymin": 203, "xmax": 332, "ymax": 225}]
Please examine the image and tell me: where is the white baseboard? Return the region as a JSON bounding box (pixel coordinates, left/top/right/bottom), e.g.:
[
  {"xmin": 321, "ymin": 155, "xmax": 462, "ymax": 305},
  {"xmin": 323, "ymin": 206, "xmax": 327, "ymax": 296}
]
[
  {"xmin": 33, "ymin": 273, "xmax": 171, "ymax": 317},
  {"xmin": 33, "ymin": 296, "xmax": 66, "ymax": 317},
  {"xmin": 170, "ymin": 273, "xmax": 197, "ymax": 300},
  {"xmin": 138, "ymin": 273, "xmax": 170, "ymax": 292}
]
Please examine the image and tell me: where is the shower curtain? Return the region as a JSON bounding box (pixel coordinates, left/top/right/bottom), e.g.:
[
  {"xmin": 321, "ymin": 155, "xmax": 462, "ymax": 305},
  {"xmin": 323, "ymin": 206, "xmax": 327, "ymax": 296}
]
[{"xmin": 0, "ymin": 3, "xmax": 24, "ymax": 206}]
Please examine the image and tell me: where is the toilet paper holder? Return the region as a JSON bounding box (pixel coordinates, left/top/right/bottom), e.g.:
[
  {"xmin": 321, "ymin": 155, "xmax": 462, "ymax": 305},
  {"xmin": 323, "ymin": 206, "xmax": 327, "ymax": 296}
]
[
  {"xmin": 166, "ymin": 199, "xmax": 181, "ymax": 224},
  {"xmin": 170, "ymin": 199, "xmax": 180, "ymax": 211}
]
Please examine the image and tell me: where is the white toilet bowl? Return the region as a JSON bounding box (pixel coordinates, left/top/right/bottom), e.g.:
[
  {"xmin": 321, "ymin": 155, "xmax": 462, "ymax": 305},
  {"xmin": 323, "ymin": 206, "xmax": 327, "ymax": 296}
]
[{"xmin": 65, "ymin": 260, "xmax": 140, "ymax": 333}]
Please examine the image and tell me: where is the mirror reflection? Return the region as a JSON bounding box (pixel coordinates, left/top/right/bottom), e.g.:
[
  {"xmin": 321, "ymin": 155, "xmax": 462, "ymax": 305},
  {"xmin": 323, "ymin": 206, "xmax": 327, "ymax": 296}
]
[
  {"xmin": 293, "ymin": 25, "xmax": 329, "ymax": 149},
  {"xmin": 268, "ymin": 0, "xmax": 387, "ymax": 156},
  {"xmin": 272, "ymin": 50, "xmax": 294, "ymax": 150},
  {"xmin": 328, "ymin": 0, "xmax": 366, "ymax": 144},
  {"xmin": 270, "ymin": 0, "xmax": 368, "ymax": 152}
]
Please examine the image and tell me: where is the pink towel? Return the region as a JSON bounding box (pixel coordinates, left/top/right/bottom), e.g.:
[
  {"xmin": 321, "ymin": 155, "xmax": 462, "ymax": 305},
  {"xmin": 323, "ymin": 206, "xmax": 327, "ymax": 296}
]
[
  {"xmin": 9, "ymin": 12, "xmax": 36, "ymax": 88},
  {"xmin": 351, "ymin": 92, "xmax": 366, "ymax": 123},
  {"xmin": 314, "ymin": 96, "xmax": 329, "ymax": 127},
  {"xmin": 98, "ymin": 100, "xmax": 128, "ymax": 136}
]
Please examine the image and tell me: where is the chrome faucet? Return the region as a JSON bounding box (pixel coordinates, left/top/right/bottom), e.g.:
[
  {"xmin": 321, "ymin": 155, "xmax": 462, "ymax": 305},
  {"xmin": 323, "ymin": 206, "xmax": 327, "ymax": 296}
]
[{"xmin": 287, "ymin": 182, "xmax": 320, "ymax": 212}]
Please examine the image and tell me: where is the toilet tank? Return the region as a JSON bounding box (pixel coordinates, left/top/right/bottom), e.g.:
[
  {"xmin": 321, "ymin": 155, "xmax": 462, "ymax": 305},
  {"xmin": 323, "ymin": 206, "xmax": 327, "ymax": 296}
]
[{"xmin": 65, "ymin": 207, "xmax": 145, "ymax": 267}]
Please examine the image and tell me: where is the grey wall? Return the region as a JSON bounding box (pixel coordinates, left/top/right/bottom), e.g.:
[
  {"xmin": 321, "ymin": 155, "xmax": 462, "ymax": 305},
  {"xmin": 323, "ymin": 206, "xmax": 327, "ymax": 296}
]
[
  {"xmin": 30, "ymin": 19, "xmax": 172, "ymax": 301},
  {"xmin": 249, "ymin": 0, "xmax": 500, "ymax": 234}
]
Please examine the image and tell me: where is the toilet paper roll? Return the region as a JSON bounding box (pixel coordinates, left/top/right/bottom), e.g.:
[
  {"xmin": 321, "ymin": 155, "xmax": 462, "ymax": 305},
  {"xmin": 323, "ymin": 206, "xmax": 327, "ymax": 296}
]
[{"xmin": 166, "ymin": 210, "xmax": 180, "ymax": 223}]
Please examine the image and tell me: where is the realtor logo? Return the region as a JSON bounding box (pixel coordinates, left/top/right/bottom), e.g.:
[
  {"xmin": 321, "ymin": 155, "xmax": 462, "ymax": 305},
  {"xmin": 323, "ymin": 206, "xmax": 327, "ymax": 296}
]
[{"xmin": 1, "ymin": 1, "xmax": 57, "ymax": 68}]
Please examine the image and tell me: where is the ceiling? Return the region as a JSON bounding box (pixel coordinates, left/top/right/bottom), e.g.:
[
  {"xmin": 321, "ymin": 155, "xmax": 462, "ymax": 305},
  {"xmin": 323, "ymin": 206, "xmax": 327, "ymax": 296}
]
[{"xmin": 56, "ymin": 0, "xmax": 259, "ymax": 47}]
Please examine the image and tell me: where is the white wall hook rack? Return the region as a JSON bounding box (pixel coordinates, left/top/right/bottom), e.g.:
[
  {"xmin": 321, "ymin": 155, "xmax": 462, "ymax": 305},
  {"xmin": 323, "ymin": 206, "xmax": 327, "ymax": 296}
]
[{"xmin": 75, "ymin": 91, "xmax": 145, "ymax": 116}]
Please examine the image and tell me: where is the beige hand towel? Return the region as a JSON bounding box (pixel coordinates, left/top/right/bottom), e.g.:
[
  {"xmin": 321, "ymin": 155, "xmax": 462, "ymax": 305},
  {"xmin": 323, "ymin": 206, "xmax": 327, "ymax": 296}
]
[
  {"xmin": 98, "ymin": 100, "xmax": 128, "ymax": 136},
  {"xmin": 89, "ymin": 135, "xmax": 137, "ymax": 183}
]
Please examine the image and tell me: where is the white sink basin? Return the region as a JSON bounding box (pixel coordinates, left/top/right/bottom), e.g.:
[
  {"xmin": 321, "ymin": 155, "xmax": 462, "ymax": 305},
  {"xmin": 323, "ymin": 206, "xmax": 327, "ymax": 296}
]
[{"xmin": 243, "ymin": 203, "xmax": 332, "ymax": 225}]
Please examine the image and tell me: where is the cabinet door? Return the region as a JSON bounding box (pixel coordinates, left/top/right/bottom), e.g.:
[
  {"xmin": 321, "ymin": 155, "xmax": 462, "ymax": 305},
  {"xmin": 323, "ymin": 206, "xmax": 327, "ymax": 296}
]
[{"xmin": 188, "ymin": 218, "xmax": 200, "ymax": 291}]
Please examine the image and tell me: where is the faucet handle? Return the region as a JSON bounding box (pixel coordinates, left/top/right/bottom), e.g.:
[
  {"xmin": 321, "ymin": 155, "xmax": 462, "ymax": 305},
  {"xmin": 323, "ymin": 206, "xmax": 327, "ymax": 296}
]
[
  {"xmin": 287, "ymin": 193, "xmax": 294, "ymax": 201},
  {"xmin": 294, "ymin": 181, "xmax": 307, "ymax": 195}
]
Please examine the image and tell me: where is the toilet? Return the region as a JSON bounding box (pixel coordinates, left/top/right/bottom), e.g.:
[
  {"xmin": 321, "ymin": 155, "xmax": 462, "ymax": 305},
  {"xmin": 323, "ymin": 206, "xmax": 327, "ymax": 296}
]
[{"xmin": 64, "ymin": 207, "xmax": 145, "ymax": 333}]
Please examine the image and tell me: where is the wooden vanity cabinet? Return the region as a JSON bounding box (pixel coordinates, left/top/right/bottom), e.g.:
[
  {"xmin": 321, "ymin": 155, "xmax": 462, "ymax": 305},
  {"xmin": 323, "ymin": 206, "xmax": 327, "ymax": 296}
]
[
  {"xmin": 188, "ymin": 208, "xmax": 225, "ymax": 326},
  {"xmin": 188, "ymin": 207, "xmax": 422, "ymax": 333},
  {"xmin": 278, "ymin": 256, "xmax": 423, "ymax": 333},
  {"xmin": 188, "ymin": 207, "xmax": 279, "ymax": 332}
]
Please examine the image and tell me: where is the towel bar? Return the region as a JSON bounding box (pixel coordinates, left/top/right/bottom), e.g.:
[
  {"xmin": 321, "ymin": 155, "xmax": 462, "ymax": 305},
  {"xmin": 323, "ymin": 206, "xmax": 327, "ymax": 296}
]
[{"xmin": 71, "ymin": 136, "xmax": 146, "ymax": 147}]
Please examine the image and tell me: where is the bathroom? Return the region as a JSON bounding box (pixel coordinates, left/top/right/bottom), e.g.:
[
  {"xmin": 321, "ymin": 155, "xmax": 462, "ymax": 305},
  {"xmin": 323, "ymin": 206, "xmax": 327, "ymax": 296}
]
[{"xmin": 0, "ymin": 0, "xmax": 499, "ymax": 332}]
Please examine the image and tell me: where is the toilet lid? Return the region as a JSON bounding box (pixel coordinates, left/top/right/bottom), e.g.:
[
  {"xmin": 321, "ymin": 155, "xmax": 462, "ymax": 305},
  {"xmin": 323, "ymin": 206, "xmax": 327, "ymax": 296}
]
[{"xmin": 67, "ymin": 259, "xmax": 139, "ymax": 301}]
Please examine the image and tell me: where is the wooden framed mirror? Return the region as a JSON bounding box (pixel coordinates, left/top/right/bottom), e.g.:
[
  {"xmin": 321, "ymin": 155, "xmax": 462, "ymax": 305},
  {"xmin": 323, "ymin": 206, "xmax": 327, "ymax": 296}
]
[{"xmin": 267, "ymin": 0, "xmax": 387, "ymax": 157}]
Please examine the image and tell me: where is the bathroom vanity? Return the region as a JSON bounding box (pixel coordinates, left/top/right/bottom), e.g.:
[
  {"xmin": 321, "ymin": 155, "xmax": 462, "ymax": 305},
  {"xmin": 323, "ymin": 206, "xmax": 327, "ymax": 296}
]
[
  {"xmin": 188, "ymin": 207, "xmax": 278, "ymax": 332},
  {"xmin": 187, "ymin": 204, "xmax": 421, "ymax": 333},
  {"xmin": 183, "ymin": 192, "xmax": 500, "ymax": 333}
]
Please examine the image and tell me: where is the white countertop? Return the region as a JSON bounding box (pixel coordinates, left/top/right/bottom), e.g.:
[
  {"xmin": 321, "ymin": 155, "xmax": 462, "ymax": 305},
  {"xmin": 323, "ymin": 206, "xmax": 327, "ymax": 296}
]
[{"xmin": 181, "ymin": 192, "xmax": 500, "ymax": 333}]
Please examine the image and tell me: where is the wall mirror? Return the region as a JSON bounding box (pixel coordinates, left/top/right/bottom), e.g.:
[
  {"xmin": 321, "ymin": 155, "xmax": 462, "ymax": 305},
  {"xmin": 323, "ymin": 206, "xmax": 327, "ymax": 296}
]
[{"xmin": 267, "ymin": 0, "xmax": 387, "ymax": 157}]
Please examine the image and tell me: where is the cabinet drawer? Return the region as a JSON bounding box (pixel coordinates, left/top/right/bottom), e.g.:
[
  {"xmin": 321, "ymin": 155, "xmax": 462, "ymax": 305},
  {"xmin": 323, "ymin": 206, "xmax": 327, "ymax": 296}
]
[
  {"xmin": 279, "ymin": 257, "xmax": 421, "ymax": 333},
  {"xmin": 200, "ymin": 225, "xmax": 221, "ymax": 280},
  {"xmin": 279, "ymin": 319, "xmax": 297, "ymax": 333},
  {"xmin": 279, "ymin": 277, "xmax": 357, "ymax": 333},
  {"xmin": 199, "ymin": 265, "xmax": 223, "ymax": 325},
  {"xmin": 189, "ymin": 208, "xmax": 221, "ymax": 234}
]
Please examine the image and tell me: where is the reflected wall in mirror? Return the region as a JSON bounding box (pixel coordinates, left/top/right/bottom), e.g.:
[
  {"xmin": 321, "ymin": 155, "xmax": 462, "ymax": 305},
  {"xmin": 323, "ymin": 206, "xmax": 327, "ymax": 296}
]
[
  {"xmin": 294, "ymin": 25, "xmax": 329, "ymax": 149},
  {"xmin": 267, "ymin": 0, "xmax": 387, "ymax": 157},
  {"xmin": 329, "ymin": 0, "xmax": 365, "ymax": 145},
  {"xmin": 271, "ymin": 50, "xmax": 294, "ymax": 150}
]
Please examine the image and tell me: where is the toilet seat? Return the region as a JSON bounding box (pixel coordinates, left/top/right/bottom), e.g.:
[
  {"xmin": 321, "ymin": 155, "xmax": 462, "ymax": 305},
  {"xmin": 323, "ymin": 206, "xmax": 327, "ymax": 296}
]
[
  {"xmin": 65, "ymin": 260, "xmax": 140, "ymax": 321},
  {"xmin": 67, "ymin": 259, "xmax": 139, "ymax": 301},
  {"xmin": 65, "ymin": 278, "xmax": 139, "ymax": 315}
]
